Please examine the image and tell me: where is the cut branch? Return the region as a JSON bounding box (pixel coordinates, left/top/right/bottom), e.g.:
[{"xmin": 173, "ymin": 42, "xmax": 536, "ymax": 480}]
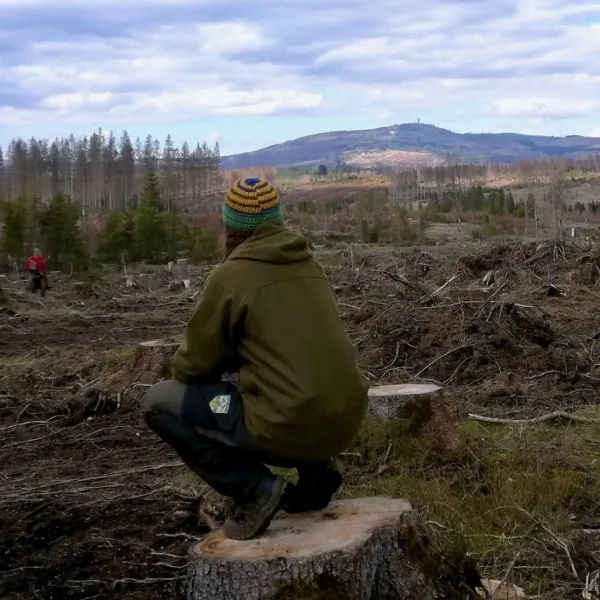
[{"xmin": 468, "ymin": 410, "xmax": 600, "ymax": 425}]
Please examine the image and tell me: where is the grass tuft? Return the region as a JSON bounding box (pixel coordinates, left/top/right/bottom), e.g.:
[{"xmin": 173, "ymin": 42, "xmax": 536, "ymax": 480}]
[{"xmin": 340, "ymin": 414, "xmax": 600, "ymax": 596}]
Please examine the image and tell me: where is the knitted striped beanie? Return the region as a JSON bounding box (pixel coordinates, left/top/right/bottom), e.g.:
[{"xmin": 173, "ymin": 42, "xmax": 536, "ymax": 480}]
[{"xmin": 222, "ymin": 177, "xmax": 283, "ymax": 233}]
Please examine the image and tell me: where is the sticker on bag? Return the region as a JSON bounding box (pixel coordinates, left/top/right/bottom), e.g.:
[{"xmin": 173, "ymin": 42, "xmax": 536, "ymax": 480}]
[{"xmin": 209, "ymin": 394, "xmax": 231, "ymax": 415}]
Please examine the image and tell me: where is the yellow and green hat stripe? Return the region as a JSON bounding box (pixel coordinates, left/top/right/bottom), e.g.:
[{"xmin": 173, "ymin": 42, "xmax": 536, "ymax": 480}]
[{"xmin": 223, "ymin": 177, "xmax": 283, "ymax": 232}]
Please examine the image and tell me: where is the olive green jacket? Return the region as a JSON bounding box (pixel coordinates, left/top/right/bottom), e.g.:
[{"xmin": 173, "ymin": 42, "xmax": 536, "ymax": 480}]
[{"xmin": 170, "ymin": 224, "xmax": 368, "ymax": 461}]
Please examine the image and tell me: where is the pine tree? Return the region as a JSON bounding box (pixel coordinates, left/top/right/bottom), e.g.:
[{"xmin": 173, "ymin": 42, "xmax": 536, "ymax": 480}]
[
  {"xmin": 163, "ymin": 207, "xmax": 190, "ymax": 260},
  {"xmin": 119, "ymin": 131, "xmax": 135, "ymax": 208},
  {"xmin": 49, "ymin": 141, "xmax": 61, "ymax": 197},
  {"xmin": 181, "ymin": 142, "xmax": 190, "ymax": 207},
  {"xmin": 526, "ymin": 192, "xmax": 536, "ymax": 219},
  {"xmin": 163, "ymin": 134, "xmax": 175, "ymax": 210},
  {"xmin": 190, "ymin": 228, "xmax": 218, "ymax": 264},
  {"xmin": 134, "ymin": 171, "xmax": 166, "ymax": 261},
  {"xmin": 100, "ymin": 211, "xmax": 135, "ymax": 262},
  {"xmin": 103, "ymin": 132, "xmax": 118, "ymax": 208},
  {"xmin": 473, "ymin": 185, "xmax": 484, "ymax": 211},
  {"xmin": 142, "ymin": 135, "xmax": 154, "ymax": 173},
  {"xmin": 506, "ymin": 191, "xmax": 516, "ymax": 214},
  {"xmin": 141, "ymin": 170, "xmax": 162, "ymax": 209},
  {"xmin": 38, "ymin": 194, "xmax": 84, "ymax": 268},
  {"xmin": 0, "ymin": 195, "xmax": 28, "ymax": 263}
]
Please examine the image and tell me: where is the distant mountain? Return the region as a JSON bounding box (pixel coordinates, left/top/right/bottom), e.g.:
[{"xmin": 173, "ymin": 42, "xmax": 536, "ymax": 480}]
[{"xmin": 220, "ymin": 123, "xmax": 600, "ymax": 169}]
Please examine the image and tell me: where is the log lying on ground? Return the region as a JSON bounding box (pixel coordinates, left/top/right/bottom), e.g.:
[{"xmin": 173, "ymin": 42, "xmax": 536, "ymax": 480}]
[
  {"xmin": 187, "ymin": 497, "xmax": 480, "ymax": 600},
  {"xmin": 368, "ymin": 383, "xmax": 461, "ymax": 453}
]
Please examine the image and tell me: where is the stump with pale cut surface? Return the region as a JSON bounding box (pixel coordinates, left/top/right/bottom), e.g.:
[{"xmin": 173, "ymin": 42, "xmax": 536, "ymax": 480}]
[
  {"xmin": 104, "ymin": 339, "xmax": 179, "ymax": 396},
  {"xmin": 368, "ymin": 383, "xmax": 461, "ymax": 453},
  {"xmin": 168, "ymin": 259, "xmax": 191, "ymax": 290},
  {"xmin": 176, "ymin": 258, "xmax": 190, "ymax": 282},
  {"xmin": 187, "ymin": 497, "xmax": 448, "ymax": 600}
]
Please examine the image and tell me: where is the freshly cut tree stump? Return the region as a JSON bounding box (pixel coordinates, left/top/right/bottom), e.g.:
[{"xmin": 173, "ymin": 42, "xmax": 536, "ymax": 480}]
[
  {"xmin": 128, "ymin": 340, "xmax": 179, "ymax": 382},
  {"xmin": 187, "ymin": 497, "xmax": 460, "ymax": 600},
  {"xmin": 368, "ymin": 383, "xmax": 442, "ymax": 419},
  {"xmin": 368, "ymin": 383, "xmax": 461, "ymax": 453},
  {"xmin": 176, "ymin": 258, "xmax": 190, "ymax": 282},
  {"xmin": 104, "ymin": 339, "xmax": 179, "ymax": 396},
  {"xmin": 168, "ymin": 259, "xmax": 191, "ymax": 291}
]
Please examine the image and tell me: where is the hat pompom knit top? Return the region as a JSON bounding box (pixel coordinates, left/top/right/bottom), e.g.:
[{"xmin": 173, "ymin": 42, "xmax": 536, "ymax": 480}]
[{"xmin": 223, "ymin": 177, "xmax": 283, "ymax": 232}]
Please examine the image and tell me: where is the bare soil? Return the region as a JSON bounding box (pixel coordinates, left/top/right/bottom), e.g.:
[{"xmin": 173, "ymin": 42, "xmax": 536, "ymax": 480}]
[{"xmin": 2, "ymin": 239, "xmax": 600, "ymax": 599}]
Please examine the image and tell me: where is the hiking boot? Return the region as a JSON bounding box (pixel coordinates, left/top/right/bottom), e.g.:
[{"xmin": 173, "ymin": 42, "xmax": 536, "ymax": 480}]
[
  {"xmin": 222, "ymin": 476, "xmax": 287, "ymax": 540},
  {"xmin": 283, "ymin": 459, "xmax": 343, "ymax": 514}
]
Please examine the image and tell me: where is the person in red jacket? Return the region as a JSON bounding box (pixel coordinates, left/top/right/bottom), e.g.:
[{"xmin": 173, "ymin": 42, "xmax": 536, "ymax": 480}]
[{"xmin": 24, "ymin": 248, "xmax": 49, "ymax": 296}]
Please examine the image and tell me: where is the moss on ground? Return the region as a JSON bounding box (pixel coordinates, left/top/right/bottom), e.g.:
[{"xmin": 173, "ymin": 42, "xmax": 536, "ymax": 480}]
[
  {"xmin": 101, "ymin": 347, "xmax": 136, "ymax": 371},
  {"xmin": 339, "ymin": 415, "xmax": 600, "ymax": 596}
]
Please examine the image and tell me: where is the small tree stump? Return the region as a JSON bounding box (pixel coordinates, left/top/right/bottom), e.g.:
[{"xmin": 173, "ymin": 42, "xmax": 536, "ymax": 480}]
[
  {"xmin": 168, "ymin": 259, "xmax": 191, "ymax": 290},
  {"xmin": 176, "ymin": 258, "xmax": 189, "ymax": 281},
  {"xmin": 104, "ymin": 340, "xmax": 179, "ymax": 397},
  {"xmin": 187, "ymin": 497, "xmax": 471, "ymax": 600},
  {"xmin": 131, "ymin": 340, "xmax": 179, "ymax": 381},
  {"xmin": 368, "ymin": 384, "xmax": 461, "ymax": 453},
  {"xmin": 72, "ymin": 281, "xmax": 98, "ymax": 298}
]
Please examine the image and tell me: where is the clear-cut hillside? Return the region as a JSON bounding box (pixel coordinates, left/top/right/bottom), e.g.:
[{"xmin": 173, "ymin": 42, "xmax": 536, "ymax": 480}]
[{"xmin": 220, "ymin": 122, "xmax": 600, "ymax": 169}]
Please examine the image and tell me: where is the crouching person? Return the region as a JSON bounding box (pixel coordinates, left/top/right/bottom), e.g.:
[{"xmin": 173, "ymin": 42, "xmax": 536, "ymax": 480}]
[{"xmin": 142, "ymin": 178, "xmax": 368, "ymax": 540}]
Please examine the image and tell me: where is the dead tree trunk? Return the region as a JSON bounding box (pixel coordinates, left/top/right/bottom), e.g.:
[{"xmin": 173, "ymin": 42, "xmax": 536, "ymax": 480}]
[
  {"xmin": 187, "ymin": 497, "xmax": 475, "ymax": 600},
  {"xmin": 368, "ymin": 384, "xmax": 461, "ymax": 453}
]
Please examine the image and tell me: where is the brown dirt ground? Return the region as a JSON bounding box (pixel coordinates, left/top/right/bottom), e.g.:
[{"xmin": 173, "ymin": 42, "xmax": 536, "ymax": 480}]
[{"xmin": 2, "ymin": 239, "xmax": 600, "ymax": 598}]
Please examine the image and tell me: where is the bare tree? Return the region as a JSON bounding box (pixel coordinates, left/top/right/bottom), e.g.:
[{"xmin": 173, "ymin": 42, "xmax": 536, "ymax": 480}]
[
  {"xmin": 1, "ymin": 129, "xmax": 221, "ymax": 211},
  {"xmin": 0, "ymin": 146, "xmax": 5, "ymax": 202},
  {"xmin": 119, "ymin": 131, "xmax": 135, "ymax": 209},
  {"xmin": 549, "ymin": 157, "xmax": 567, "ymax": 242},
  {"xmin": 88, "ymin": 130, "xmax": 103, "ymax": 209}
]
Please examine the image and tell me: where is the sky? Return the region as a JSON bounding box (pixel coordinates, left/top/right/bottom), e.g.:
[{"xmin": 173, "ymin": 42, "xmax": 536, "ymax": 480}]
[{"xmin": 0, "ymin": 0, "xmax": 599, "ymax": 155}]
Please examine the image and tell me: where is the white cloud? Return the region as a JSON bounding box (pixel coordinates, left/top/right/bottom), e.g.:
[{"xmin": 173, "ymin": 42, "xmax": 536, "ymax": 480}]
[
  {"xmin": 1, "ymin": 0, "xmax": 600, "ymax": 137},
  {"xmin": 41, "ymin": 92, "xmax": 114, "ymax": 110},
  {"xmin": 196, "ymin": 22, "xmax": 274, "ymax": 55},
  {"xmin": 490, "ymin": 98, "xmax": 599, "ymax": 119},
  {"xmin": 0, "ymin": 20, "xmax": 322, "ymax": 126},
  {"xmin": 1, "ymin": 87, "xmax": 323, "ymax": 126}
]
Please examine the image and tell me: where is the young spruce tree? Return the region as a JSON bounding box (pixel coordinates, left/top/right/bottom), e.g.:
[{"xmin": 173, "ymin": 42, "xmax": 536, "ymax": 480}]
[
  {"xmin": 134, "ymin": 171, "xmax": 166, "ymax": 261},
  {"xmin": 38, "ymin": 195, "xmax": 84, "ymax": 269}
]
